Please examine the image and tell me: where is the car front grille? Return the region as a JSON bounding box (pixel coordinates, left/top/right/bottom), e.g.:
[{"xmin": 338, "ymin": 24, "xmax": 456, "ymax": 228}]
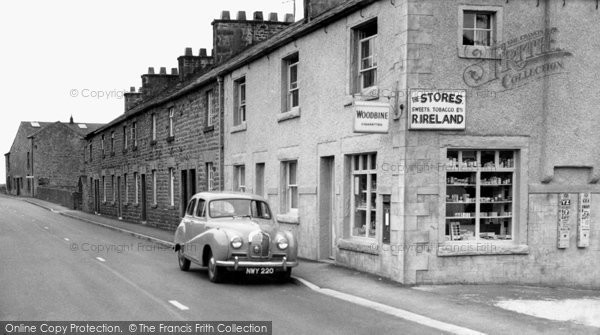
[{"xmin": 249, "ymin": 231, "xmax": 270, "ymax": 258}]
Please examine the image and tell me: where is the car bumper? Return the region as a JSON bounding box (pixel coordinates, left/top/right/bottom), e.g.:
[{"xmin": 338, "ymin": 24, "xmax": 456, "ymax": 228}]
[{"xmin": 216, "ymin": 256, "xmax": 298, "ymax": 271}]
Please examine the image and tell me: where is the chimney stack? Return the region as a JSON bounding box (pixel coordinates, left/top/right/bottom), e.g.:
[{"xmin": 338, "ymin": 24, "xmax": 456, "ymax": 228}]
[
  {"xmin": 304, "ymin": 0, "xmax": 350, "ymax": 21},
  {"xmin": 141, "ymin": 66, "xmax": 179, "ymax": 97},
  {"xmin": 212, "ymin": 9, "xmax": 294, "ymax": 64},
  {"xmin": 124, "ymin": 87, "xmax": 143, "ymax": 113},
  {"xmin": 177, "ymin": 47, "xmax": 214, "ymax": 81}
]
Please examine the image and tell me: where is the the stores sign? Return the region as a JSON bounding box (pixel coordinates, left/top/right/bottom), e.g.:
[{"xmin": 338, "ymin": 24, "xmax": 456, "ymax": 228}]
[{"xmin": 408, "ymin": 89, "xmax": 466, "ymax": 130}]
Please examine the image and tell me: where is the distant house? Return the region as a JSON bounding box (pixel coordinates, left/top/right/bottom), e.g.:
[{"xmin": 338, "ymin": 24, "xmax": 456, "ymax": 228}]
[{"xmin": 5, "ymin": 118, "xmax": 104, "ymax": 207}]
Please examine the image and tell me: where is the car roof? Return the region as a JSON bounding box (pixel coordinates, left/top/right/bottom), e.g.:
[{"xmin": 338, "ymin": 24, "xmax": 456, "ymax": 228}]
[{"xmin": 192, "ymin": 191, "xmax": 267, "ymax": 202}]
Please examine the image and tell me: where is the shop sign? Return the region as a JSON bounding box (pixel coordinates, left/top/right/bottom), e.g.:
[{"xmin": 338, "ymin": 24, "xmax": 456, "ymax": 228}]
[
  {"xmin": 557, "ymin": 193, "xmax": 571, "ymax": 249},
  {"xmin": 353, "ymin": 101, "xmax": 390, "ymax": 133},
  {"xmin": 408, "ymin": 89, "xmax": 466, "ymax": 130},
  {"xmin": 577, "ymin": 193, "xmax": 591, "ymax": 248}
]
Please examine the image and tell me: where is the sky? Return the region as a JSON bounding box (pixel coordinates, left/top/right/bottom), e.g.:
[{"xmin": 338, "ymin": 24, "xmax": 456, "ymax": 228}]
[{"xmin": 0, "ymin": 0, "xmax": 303, "ymax": 183}]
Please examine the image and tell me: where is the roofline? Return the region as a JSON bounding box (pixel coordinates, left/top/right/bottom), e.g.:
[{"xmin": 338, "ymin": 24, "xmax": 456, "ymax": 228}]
[{"xmin": 87, "ymin": 0, "xmax": 376, "ymax": 138}]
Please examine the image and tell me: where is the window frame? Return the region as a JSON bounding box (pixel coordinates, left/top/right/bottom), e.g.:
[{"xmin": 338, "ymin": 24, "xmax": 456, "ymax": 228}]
[
  {"xmin": 169, "ymin": 167, "xmax": 175, "ymax": 206},
  {"xmin": 123, "ymin": 126, "xmax": 128, "ymax": 150},
  {"xmin": 101, "ymin": 134, "xmax": 105, "ymax": 156},
  {"xmin": 134, "ymin": 172, "xmax": 139, "ymax": 204},
  {"xmin": 233, "ymin": 77, "xmax": 246, "ymax": 126},
  {"xmin": 152, "ymin": 170, "xmax": 157, "ymax": 205},
  {"xmin": 457, "ymin": 5, "xmax": 503, "ymax": 59},
  {"xmin": 131, "ymin": 122, "xmax": 138, "ymax": 147},
  {"xmin": 124, "ymin": 173, "xmax": 129, "ymax": 203},
  {"xmin": 110, "ymin": 131, "xmax": 115, "ymax": 154},
  {"xmin": 349, "ymin": 153, "xmax": 378, "ymax": 239},
  {"xmin": 102, "ymin": 176, "xmax": 106, "ymax": 202},
  {"xmin": 206, "ymin": 90, "xmax": 214, "ymax": 127},
  {"xmin": 234, "ymin": 165, "xmax": 246, "ymax": 192},
  {"xmin": 282, "ymin": 161, "xmax": 298, "ymax": 215},
  {"xmin": 283, "ymin": 53, "xmax": 299, "ymax": 112},
  {"xmin": 351, "ymin": 19, "xmax": 378, "ymax": 93},
  {"xmin": 206, "ymin": 162, "xmax": 215, "ymax": 192},
  {"xmin": 168, "ymin": 107, "xmax": 175, "ymax": 137}
]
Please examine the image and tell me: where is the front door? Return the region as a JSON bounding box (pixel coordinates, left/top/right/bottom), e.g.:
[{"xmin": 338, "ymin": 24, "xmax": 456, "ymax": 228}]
[
  {"xmin": 141, "ymin": 174, "xmax": 147, "ymax": 222},
  {"xmin": 117, "ymin": 176, "xmax": 122, "ymax": 219},
  {"xmin": 94, "ymin": 179, "xmax": 100, "ymax": 213},
  {"xmin": 319, "ymin": 156, "xmax": 336, "ymax": 260}
]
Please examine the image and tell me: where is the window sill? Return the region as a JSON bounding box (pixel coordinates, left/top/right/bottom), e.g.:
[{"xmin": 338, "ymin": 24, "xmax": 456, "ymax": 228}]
[
  {"xmin": 231, "ymin": 122, "xmax": 247, "ymax": 134},
  {"xmin": 151, "ymin": 204, "xmax": 158, "ymax": 209},
  {"xmin": 132, "ymin": 146, "xmax": 138, "ymax": 152},
  {"xmin": 437, "ymin": 242, "xmax": 529, "ymax": 257},
  {"xmin": 150, "ymin": 140, "xmax": 157, "ymax": 146},
  {"xmin": 277, "ymin": 107, "xmax": 301, "ymax": 123},
  {"xmin": 458, "ymin": 45, "xmax": 500, "ymax": 60},
  {"xmin": 338, "ymin": 238, "xmax": 379, "ymax": 255},
  {"xmin": 122, "ymin": 149, "xmax": 128, "ymax": 154},
  {"xmin": 166, "ymin": 136, "xmax": 175, "ymax": 143},
  {"xmin": 167, "ymin": 205, "xmax": 176, "ymax": 210},
  {"xmin": 276, "ymin": 213, "xmax": 299, "ymax": 225},
  {"xmin": 203, "ymin": 125, "xmax": 215, "ymax": 133},
  {"xmin": 133, "ymin": 203, "xmax": 139, "ymax": 208}
]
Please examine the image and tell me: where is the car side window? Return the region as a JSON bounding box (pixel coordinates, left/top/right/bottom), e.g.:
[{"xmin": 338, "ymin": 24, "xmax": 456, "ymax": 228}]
[
  {"xmin": 195, "ymin": 199, "xmax": 206, "ymax": 218},
  {"xmin": 186, "ymin": 199, "xmax": 197, "ymax": 216},
  {"xmin": 251, "ymin": 201, "xmax": 272, "ymax": 219}
]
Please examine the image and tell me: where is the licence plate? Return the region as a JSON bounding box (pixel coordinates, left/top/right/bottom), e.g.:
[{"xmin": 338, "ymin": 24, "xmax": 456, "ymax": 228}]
[{"xmin": 245, "ymin": 268, "xmax": 274, "ymax": 275}]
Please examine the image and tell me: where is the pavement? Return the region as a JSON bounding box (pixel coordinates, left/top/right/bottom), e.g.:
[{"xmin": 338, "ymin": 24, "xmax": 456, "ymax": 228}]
[{"xmin": 18, "ymin": 196, "xmax": 600, "ymax": 334}]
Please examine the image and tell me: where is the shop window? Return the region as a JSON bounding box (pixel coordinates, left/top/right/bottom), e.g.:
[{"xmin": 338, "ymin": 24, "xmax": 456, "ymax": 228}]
[
  {"xmin": 234, "ymin": 165, "xmax": 246, "ymax": 192},
  {"xmin": 445, "ymin": 149, "xmax": 516, "ymax": 241},
  {"xmin": 282, "ymin": 161, "xmax": 298, "ymax": 214},
  {"xmin": 458, "ymin": 6, "xmax": 502, "ymax": 59},
  {"xmin": 350, "ymin": 153, "xmax": 377, "ymax": 238},
  {"xmin": 233, "ymin": 77, "xmax": 246, "ymax": 126},
  {"xmin": 352, "ymin": 19, "xmax": 377, "ymax": 92}
]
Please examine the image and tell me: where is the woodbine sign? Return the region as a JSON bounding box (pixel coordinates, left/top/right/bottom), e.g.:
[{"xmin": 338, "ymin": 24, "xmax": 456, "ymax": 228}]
[
  {"xmin": 409, "ymin": 89, "xmax": 466, "ymax": 130},
  {"xmin": 353, "ymin": 100, "xmax": 390, "ymax": 133}
]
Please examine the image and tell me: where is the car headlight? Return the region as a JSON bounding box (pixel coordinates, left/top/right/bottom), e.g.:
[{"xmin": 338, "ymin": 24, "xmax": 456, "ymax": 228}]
[
  {"xmin": 230, "ymin": 236, "xmax": 243, "ymax": 249},
  {"xmin": 277, "ymin": 237, "xmax": 289, "ymax": 250}
]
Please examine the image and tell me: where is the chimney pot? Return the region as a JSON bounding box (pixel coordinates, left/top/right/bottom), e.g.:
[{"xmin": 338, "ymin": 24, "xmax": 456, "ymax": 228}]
[
  {"xmin": 160, "ymin": 67, "xmax": 167, "ymax": 75},
  {"xmin": 268, "ymin": 12, "xmax": 278, "ymax": 21},
  {"xmin": 148, "ymin": 67, "xmax": 155, "ymax": 74},
  {"xmin": 285, "ymin": 13, "xmax": 294, "ymax": 23},
  {"xmin": 200, "ymin": 48, "xmax": 207, "ymax": 57},
  {"xmin": 237, "ymin": 11, "xmax": 246, "ymax": 20},
  {"xmin": 130, "ymin": 86, "xmax": 136, "ymax": 92},
  {"xmin": 185, "ymin": 47, "xmax": 193, "ymax": 56},
  {"xmin": 220, "ymin": 10, "xmax": 230, "ymax": 20},
  {"xmin": 69, "ymin": 115, "xmax": 74, "ymax": 124},
  {"xmin": 253, "ymin": 11, "xmax": 263, "ymax": 21},
  {"xmin": 171, "ymin": 68, "xmax": 178, "ymax": 75}
]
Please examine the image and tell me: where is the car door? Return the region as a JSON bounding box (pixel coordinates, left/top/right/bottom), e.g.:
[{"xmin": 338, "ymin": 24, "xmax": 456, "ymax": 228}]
[{"xmin": 187, "ymin": 198, "xmax": 207, "ymax": 262}]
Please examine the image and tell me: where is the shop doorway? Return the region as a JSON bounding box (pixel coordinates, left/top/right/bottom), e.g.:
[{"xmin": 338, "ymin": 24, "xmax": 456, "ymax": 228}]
[{"xmin": 319, "ymin": 156, "xmax": 336, "ymax": 260}]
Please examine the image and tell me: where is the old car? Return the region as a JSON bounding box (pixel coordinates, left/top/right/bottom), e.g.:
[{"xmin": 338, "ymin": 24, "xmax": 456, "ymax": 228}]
[{"xmin": 174, "ymin": 192, "xmax": 298, "ymax": 283}]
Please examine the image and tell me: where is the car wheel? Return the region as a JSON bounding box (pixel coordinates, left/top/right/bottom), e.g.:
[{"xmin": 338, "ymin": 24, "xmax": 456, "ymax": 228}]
[
  {"xmin": 276, "ymin": 268, "xmax": 292, "ymax": 283},
  {"xmin": 207, "ymin": 251, "xmax": 223, "ymax": 283},
  {"xmin": 178, "ymin": 247, "xmax": 190, "ymax": 271}
]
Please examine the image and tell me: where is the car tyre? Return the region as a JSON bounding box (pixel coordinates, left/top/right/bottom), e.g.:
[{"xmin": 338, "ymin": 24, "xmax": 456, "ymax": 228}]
[
  {"xmin": 207, "ymin": 251, "xmax": 223, "ymax": 283},
  {"xmin": 178, "ymin": 247, "xmax": 190, "ymax": 271}
]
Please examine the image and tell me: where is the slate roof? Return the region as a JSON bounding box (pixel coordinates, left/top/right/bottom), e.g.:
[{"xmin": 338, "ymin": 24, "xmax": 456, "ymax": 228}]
[{"xmin": 87, "ymin": 0, "xmax": 377, "ymax": 137}]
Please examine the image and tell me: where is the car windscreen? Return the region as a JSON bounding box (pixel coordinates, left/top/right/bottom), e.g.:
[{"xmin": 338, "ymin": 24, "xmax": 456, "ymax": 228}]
[{"xmin": 208, "ymin": 199, "xmax": 272, "ymax": 219}]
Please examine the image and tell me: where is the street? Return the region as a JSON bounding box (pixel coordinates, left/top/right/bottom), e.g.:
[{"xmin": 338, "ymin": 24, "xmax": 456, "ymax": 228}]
[{"xmin": 0, "ymin": 195, "xmax": 446, "ymax": 334}]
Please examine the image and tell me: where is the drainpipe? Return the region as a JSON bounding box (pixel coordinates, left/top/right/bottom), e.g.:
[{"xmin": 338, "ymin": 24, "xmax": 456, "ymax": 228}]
[{"xmin": 217, "ymin": 75, "xmax": 225, "ymax": 191}]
